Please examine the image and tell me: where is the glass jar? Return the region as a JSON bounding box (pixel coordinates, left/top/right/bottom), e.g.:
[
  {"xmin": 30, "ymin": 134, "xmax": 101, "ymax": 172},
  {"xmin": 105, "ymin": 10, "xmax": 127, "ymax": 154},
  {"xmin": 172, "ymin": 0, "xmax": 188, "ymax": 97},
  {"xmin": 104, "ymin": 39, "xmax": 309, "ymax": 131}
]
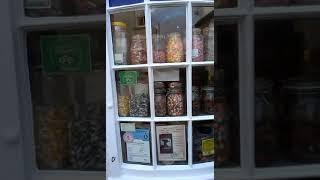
[
  {"xmin": 130, "ymin": 34, "xmax": 147, "ymax": 65},
  {"xmin": 192, "ymin": 28, "xmax": 204, "ymax": 62},
  {"xmin": 153, "ymin": 34, "xmax": 166, "ymax": 63},
  {"xmin": 129, "ymin": 74, "xmax": 150, "ymax": 117},
  {"xmin": 192, "ymin": 86, "xmax": 201, "ymax": 116},
  {"xmin": 284, "ymin": 79, "xmax": 320, "ymax": 162},
  {"xmin": 166, "ymin": 32, "xmax": 184, "ymax": 63},
  {"xmin": 203, "ymin": 21, "xmax": 214, "ymax": 61},
  {"xmin": 118, "ymin": 85, "xmax": 130, "ymax": 117},
  {"xmin": 202, "ymin": 86, "xmax": 214, "ymax": 114},
  {"xmin": 112, "ymin": 22, "xmax": 128, "ymax": 65},
  {"xmin": 255, "ymin": 79, "xmax": 278, "ymax": 166},
  {"xmin": 167, "ymin": 82, "xmax": 185, "ymax": 116},
  {"xmin": 154, "ymin": 82, "xmax": 167, "ymax": 116}
]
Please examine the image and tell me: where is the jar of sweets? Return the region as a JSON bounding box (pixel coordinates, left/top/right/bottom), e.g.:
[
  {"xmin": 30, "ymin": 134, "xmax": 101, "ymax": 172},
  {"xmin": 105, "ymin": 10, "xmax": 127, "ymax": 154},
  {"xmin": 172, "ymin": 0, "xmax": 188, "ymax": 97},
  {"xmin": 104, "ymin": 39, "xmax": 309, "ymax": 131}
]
[{"xmin": 167, "ymin": 82, "xmax": 185, "ymax": 116}]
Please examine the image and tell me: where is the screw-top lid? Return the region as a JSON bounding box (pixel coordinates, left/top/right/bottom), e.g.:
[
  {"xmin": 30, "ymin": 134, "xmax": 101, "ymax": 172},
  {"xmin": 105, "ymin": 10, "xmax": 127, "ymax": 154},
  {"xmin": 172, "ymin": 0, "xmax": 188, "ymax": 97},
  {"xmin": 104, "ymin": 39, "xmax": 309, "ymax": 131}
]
[{"xmin": 112, "ymin": 21, "xmax": 127, "ymax": 28}]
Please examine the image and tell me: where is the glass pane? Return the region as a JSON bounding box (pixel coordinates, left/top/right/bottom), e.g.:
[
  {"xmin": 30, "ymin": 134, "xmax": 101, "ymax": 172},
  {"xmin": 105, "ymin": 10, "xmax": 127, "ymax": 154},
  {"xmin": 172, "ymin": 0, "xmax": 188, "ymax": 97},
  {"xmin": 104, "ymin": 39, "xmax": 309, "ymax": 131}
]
[
  {"xmin": 151, "ymin": 6, "xmax": 186, "ymax": 63},
  {"xmin": 27, "ymin": 28, "xmax": 106, "ymax": 170},
  {"xmin": 214, "ymin": 24, "xmax": 240, "ymax": 168},
  {"xmin": 215, "ymin": 0, "xmax": 237, "ymax": 8},
  {"xmin": 192, "ymin": 66, "xmax": 214, "ymax": 116},
  {"xmin": 153, "ymin": 68, "xmax": 187, "ymax": 117},
  {"xmin": 111, "ymin": 10, "xmax": 146, "ymax": 65},
  {"xmin": 192, "ymin": 6, "xmax": 214, "ymax": 62},
  {"xmin": 193, "ymin": 120, "xmax": 214, "ymax": 164},
  {"xmin": 24, "ymin": 0, "xmax": 106, "ymax": 17},
  {"xmin": 255, "ymin": 19, "xmax": 320, "ymax": 167},
  {"xmin": 116, "ymin": 70, "xmax": 150, "ymax": 117},
  {"xmin": 255, "ymin": 0, "xmax": 320, "ymax": 6},
  {"xmin": 120, "ymin": 122, "xmax": 152, "ymax": 165},
  {"xmin": 109, "ymin": 0, "xmax": 143, "ymax": 7},
  {"xmin": 156, "ymin": 121, "xmax": 188, "ymax": 165}
]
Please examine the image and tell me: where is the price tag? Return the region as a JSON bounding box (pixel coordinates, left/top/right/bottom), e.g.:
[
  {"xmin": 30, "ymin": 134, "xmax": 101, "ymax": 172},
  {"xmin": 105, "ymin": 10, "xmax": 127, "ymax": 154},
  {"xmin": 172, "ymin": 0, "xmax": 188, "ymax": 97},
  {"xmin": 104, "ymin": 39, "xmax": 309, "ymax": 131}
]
[
  {"xmin": 154, "ymin": 69, "xmax": 179, "ymax": 82},
  {"xmin": 121, "ymin": 123, "xmax": 136, "ymax": 132}
]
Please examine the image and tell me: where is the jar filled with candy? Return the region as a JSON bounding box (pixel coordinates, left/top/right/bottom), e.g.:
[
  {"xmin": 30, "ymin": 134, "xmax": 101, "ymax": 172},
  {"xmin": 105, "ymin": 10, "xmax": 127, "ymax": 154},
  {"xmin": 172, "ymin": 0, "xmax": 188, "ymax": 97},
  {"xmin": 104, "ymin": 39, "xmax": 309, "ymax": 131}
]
[
  {"xmin": 129, "ymin": 74, "xmax": 150, "ymax": 117},
  {"xmin": 153, "ymin": 34, "xmax": 167, "ymax": 63},
  {"xmin": 192, "ymin": 28, "xmax": 204, "ymax": 62},
  {"xmin": 167, "ymin": 82, "xmax": 185, "ymax": 116},
  {"xmin": 202, "ymin": 86, "xmax": 214, "ymax": 114},
  {"xmin": 203, "ymin": 21, "xmax": 214, "ymax": 61},
  {"xmin": 166, "ymin": 32, "xmax": 184, "ymax": 63},
  {"xmin": 154, "ymin": 82, "xmax": 167, "ymax": 116},
  {"xmin": 118, "ymin": 85, "xmax": 130, "ymax": 117},
  {"xmin": 130, "ymin": 34, "xmax": 147, "ymax": 64}
]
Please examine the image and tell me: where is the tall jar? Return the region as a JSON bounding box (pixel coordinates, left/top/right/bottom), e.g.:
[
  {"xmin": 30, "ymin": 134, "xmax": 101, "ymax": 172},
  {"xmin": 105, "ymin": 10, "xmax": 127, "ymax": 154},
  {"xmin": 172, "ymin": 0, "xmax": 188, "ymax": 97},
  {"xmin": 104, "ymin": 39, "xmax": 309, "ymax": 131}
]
[
  {"xmin": 130, "ymin": 34, "xmax": 147, "ymax": 65},
  {"xmin": 129, "ymin": 74, "xmax": 150, "ymax": 117},
  {"xmin": 284, "ymin": 79, "xmax": 320, "ymax": 162},
  {"xmin": 203, "ymin": 21, "xmax": 214, "ymax": 61},
  {"xmin": 153, "ymin": 34, "xmax": 166, "ymax": 63},
  {"xmin": 154, "ymin": 82, "xmax": 167, "ymax": 116},
  {"xmin": 202, "ymin": 86, "xmax": 214, "ymax": 114},
  {"xmin": 166, "ymin": 32, "xmax": 184, "ymax": 63},
  {"xmin": 192, "ymin": 28, "xmax": 204, "ymax": 62},
  {"xmin": 192, "ymin": 86, "xmax": 201, "ymax": 116},
  {"xmin": 167, "ymin": 82, "xmax": 185, "ymax": 116},
  {"xmin": 112, "ymin": 22, "xmax": 128, "ymax": 65},
  {"xmin": 118, "ymin": 85, "xmax": 130, "ymax": 117}
]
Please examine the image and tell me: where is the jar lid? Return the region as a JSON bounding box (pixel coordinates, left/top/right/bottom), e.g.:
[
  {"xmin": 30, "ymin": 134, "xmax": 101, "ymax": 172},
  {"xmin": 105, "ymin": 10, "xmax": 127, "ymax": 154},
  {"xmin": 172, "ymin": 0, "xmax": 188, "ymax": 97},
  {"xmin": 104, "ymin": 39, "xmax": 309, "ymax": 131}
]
[
  {"xmin": 202, "ymin": 86, "xmax": 214, "ymax": 91},
  {"xmin": 112, "ymin": 21, "xmax": 127, "ymax": 28},
  {"xmin": 132, "ymin": 34, "xmax": 146, "ymax": 40},
  {"xmin": 168, "ymin": 82, "xmax": 183, "ymax": 89},
  {"xmin": 168, "ymin": 32, "xmax": 181, "ymax": 37},
  {"xmin": 154, "ymin": 82, "xmax": 166, "ymax": 89},
  {"xmin": 193, "ymin": 28, "xmax": 202, "ymax": 34}
]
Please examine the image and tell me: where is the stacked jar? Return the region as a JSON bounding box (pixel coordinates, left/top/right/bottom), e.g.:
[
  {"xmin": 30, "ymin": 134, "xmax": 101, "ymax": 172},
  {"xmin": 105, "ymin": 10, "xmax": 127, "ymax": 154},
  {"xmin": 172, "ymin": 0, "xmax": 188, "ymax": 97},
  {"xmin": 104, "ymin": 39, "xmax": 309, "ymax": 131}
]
[
  {"xmin": 129, "ymin": 74, "xmax": 150, "ymax": 117},
  {"xmin": 166, "ymin": 32, "xmax": 184, "ymax": 63},
  {"xmin": 153, "ymin": 34, "xmax": 167, "ymax": 63},
  {"xmin": 203, "ymin": 20, "xmax": 214, "ymax": 62},
  {"xmin": 167, "ymin": 82, "xmax": 185, "ymax": 116},
  {"xmin": 154, "ymin": 82, "xmax": 167, "ymax": 116},
  {"xmin": 192, "ymin": 28, "xmax": 204, "ymax": 62},
  {"xmin": 130, "ymin": 34, "xmax": 147, "ymax": 64},
  {"xmin": 112, "ymin": 22, "xmax": 128, "ymax": 65}
]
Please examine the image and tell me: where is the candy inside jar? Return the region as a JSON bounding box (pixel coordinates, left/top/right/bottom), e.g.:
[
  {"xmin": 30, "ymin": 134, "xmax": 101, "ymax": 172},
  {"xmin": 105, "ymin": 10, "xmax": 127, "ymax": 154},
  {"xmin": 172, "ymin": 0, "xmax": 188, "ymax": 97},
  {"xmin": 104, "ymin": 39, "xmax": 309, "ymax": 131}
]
[
  {"xmin": 154, "ymin": 82, "xmax": 167, "ymax": 116},
  {"xmin": 167, "ymin": 82, "xmax": 185, "ymax": 116},
  {"xmin": 153, "ymin": 34, "xmax": 167, "ymax": 63},
  {"xmin": 130, "ymin": 34, "xmax": 147, "ymax": 65},
  {"xmin": 192, "ymin": 28, "xmax": 204, "ymax": 62},
  {"xmin": 166, "ymin": 32, "xmax": 184, "ymax": 63}
]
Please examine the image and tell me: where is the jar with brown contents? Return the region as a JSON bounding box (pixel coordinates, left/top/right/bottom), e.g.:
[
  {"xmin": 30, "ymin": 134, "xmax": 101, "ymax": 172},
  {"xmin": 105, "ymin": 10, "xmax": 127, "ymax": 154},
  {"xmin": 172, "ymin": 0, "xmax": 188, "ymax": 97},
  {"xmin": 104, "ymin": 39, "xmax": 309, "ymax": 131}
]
[
  {"xmin": 202, "ymin": 86, "xmax": 214, "ymax": 114},
  {"xmin": 167, "ymin": 82, "xmax": 185, "ymax": 116},
  {"xmin": 154, "ymin": 82, "xmax": 167, "ymax": 116},
  {"xmin": 130, "ymin": 34, "xmax": 147, "ymax": 64}
]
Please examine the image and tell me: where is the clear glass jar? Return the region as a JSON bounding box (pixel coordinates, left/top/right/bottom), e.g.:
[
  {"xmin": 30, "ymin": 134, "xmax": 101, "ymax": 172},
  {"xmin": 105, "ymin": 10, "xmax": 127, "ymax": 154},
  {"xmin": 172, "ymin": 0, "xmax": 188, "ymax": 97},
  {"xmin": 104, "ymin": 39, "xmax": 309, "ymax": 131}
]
[
  {"xmin": 112, "ymin": 22, "xmax": 128, "ymax": 65},
  {"xmin": 202, "ymin": 86, "xmax": 214, "ymax": 114},
  {"xmin": 129, "ymin": 74, "xmax": 150, "ymax": 117},
  {"xmin": 130, "ymin": 34, "xmax": 147, "ymax": 65},
  {"xmin": 192, "ymin": 86, "xmax": 201, "ymax": 116},
  {"xmin": 167, "ymin": 82, "xmax": 185, "ymax": 116},
  {"xmin": 192, "ymin": 28, "xmax": 204, "ymax": 62},
  {"xmin": 153, "ymin": 34, "xmax": 166, "ymax": 63},
  {"xmin": 284, "ymin": 79, "xmax": 320, "ymax": 162},
  {"xmin": 166, "ymin": 32, "xmax": 184, "ymax": 63},
  {"xmin": 203, "ymin": 21, "xmax": 214, "ymax": 62},
  {"xmin": 118, "ymin": 85, "xmax": 130, "ymax": 117},
  {"xmin": 154, "ymin": 82, "xmax": 167, "ymax": 116}
]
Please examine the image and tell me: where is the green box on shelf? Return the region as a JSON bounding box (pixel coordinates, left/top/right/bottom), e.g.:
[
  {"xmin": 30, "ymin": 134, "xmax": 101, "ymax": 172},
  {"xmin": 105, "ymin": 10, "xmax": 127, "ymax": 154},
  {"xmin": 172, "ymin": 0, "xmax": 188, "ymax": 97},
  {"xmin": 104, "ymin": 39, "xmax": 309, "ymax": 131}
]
[
  {"xmin": 40, "ymin": 34, "xmax": 92, "ymax": 73},
  {"xmin": 119, "ymin": 71, "xmax": 138, "ymax": 86}
]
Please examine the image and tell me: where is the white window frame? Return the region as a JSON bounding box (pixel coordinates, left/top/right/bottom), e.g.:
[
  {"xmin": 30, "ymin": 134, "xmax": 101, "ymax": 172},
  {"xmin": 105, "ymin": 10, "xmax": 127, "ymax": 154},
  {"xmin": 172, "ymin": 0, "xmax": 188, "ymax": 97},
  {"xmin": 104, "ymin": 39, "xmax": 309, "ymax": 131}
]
[{"xmin": 106, "ymin": 0, "xmax": 214, "ymax": 179}]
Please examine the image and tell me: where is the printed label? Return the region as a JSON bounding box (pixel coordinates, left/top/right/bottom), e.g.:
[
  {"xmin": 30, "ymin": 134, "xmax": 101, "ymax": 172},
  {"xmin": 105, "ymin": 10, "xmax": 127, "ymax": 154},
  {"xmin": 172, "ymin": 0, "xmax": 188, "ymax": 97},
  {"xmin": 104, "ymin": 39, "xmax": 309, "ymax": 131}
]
[
  {"xmin": 202, "ymin": 138, "xmax": 214, "ymax": 156},
  {"xmin": 119, "ymin": 71, "xmax": 138, "ymax": 85},
  {"xmin": 192, "ymin": 49, "xmax": 200, "ymax": 58},
  {"xmin": 120, "ymin": 123, "xmax": 136, "ymax": 132}
]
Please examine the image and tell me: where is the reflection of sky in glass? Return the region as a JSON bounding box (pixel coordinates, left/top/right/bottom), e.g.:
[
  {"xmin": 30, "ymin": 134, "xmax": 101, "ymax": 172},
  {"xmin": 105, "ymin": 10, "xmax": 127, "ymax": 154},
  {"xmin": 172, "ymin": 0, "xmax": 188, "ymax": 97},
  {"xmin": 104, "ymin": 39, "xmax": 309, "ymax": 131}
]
[{"xmin": 151, "ymin": 7, "xmax": 186, "ymax": 35}]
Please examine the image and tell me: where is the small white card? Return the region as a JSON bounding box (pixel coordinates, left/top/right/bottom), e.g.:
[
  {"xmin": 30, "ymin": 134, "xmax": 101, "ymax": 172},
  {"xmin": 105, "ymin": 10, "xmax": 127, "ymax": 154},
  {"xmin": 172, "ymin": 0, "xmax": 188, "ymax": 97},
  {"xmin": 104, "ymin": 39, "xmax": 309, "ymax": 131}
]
[
  {"xmin": 121, "ymin": 123, "xmax": 136, "ymax": 132},
  {"xmin": 154, "ymin": 69, "xmax": 179, "ymax": 82}
]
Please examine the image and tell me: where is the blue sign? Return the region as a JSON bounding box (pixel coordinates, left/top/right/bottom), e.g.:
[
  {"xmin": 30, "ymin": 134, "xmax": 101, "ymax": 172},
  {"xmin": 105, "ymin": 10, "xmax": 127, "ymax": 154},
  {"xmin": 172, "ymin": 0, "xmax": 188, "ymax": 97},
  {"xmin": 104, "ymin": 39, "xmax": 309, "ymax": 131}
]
[{"xmin": 109, "ymin": 0, "xmax": 143, "ymax": 7}]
